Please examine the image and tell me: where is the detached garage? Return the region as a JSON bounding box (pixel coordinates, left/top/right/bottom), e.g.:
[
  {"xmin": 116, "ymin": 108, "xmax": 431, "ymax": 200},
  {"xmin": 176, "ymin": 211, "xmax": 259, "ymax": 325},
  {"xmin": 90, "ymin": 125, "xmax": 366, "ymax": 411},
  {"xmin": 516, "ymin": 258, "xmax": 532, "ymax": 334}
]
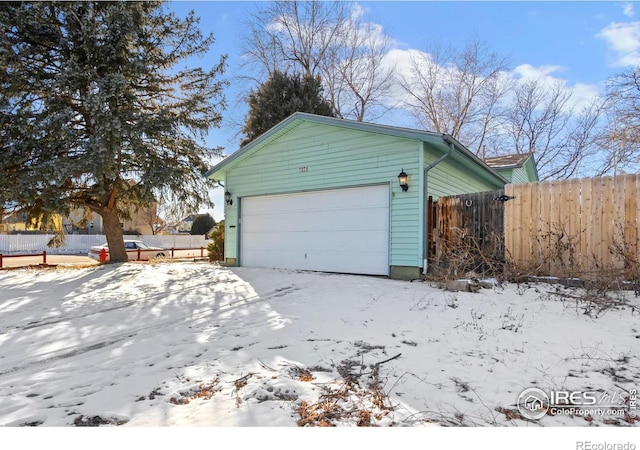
[{"xmin": 206, "ymin": 113, "xmax": 507, "ymax": 280}]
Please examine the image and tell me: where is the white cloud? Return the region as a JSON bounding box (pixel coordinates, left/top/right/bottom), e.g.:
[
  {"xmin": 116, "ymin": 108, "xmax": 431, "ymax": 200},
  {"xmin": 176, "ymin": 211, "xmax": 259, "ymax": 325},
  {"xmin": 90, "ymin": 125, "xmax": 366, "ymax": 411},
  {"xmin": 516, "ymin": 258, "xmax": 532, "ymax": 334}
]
[
  {"xmin": 380, "ymin": 48, "xmax": 434, "ymax": 107},
  {"xmin": 596, "ymin": 21, "xmax": 640, "ymax": 67},
  {"xmin": 569, "ymin": 82, "xmax": 602, "ymax": 110},
  {"xmin": 385, "ymin": 49, "xmax": 601, "ymax": 119},
  {"xmin": 513, "ymin": 64, "xmax": 600, "ymax": 111},
  {"xmin": 623, "ymin": 2, "xmax": 634, "ymax": 18},
  {"xmin": 350, "ymin": 3, "xmax": 366, "ymax": 21},
  {"xmin": 513, "ymin": 63, "xmax": 566, "ymax": 80}
]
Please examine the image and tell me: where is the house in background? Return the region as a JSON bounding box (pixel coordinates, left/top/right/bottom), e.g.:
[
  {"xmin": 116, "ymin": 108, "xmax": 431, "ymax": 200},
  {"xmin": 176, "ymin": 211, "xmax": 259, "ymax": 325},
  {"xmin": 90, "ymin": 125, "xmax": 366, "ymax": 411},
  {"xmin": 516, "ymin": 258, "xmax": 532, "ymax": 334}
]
[
  {"xmin": 483, "ymin": 152, "xmax": 539, "ymax": 183},
  {"xmin": 62, "ymin": 209, "xmax": 103, "ymax": 235},
  {"xmin": 121, "ymin": 204, "xmax": 158, "ymax": 235},
  {"xmin": 62, "ymin": 204, "xmax": 158, "ymax": 235},
  {"xmin": 0, "ymin": 211, "xmax": 62, "ymax": 233},
  {"xmin": 176, "ymin": 215, "xmax": 198, "ymax": 234},
  {"xmin": 0, "ymin": 204, "xmax": 159, "ymax": 235},
  {"xmin": 206, "ymin": 112, "xmax": 508, "ymax": 280},
  {"xmin": 0, "ymin": 211, "xmax": 32, "ymax": 233}
]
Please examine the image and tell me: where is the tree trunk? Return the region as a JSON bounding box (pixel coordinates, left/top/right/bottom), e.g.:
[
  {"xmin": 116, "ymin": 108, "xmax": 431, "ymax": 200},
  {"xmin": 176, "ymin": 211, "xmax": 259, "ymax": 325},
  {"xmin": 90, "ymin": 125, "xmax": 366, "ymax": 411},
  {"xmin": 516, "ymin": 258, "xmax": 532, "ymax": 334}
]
[{"xmin": 100, "ymin": 206, "xmax": 128, "ymax": 262}]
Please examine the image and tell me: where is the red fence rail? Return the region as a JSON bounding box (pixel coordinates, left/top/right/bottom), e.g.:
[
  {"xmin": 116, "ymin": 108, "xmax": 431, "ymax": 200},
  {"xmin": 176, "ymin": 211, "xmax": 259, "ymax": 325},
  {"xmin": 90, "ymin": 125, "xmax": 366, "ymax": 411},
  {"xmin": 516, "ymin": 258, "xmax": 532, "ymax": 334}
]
[
  {"xmin": 87, "ymin": 246, "xmax": 206, "ymax": 261},
  {"xmin": 1, "ymin": 247, "xmax": 207, "ymax": 269},
  {"xmin": 0, "ymin": 251, "xmax": 47, "ymax": 269}
]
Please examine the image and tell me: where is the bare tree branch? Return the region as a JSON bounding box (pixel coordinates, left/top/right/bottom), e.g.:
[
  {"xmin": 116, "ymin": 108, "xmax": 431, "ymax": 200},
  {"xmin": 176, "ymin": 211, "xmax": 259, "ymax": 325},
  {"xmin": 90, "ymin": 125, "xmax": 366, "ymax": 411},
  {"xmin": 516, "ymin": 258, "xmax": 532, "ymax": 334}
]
[
  {"xmin": 240, "ymin": 1, "xmax": 394, "ymax": 122},
  {"xmin": 399, "ymin": 36, "xmax": 512, "ymax": 154}
]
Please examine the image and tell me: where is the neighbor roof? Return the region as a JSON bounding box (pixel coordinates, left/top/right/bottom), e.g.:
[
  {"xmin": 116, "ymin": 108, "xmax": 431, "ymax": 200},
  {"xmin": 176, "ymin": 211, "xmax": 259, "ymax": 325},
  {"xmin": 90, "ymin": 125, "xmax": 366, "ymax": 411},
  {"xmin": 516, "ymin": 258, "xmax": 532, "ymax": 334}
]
[{"xmin": 484, "ymin": 152, "xmax": 534, "ymax": 169}]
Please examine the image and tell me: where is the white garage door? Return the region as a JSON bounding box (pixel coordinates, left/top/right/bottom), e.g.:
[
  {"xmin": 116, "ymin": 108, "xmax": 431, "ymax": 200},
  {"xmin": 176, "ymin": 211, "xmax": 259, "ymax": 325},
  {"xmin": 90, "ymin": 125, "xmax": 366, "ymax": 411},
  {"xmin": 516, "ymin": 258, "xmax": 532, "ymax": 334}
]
[{"xmin": 241, "ymin": 185, "xmax": 390, "ymax": 275}]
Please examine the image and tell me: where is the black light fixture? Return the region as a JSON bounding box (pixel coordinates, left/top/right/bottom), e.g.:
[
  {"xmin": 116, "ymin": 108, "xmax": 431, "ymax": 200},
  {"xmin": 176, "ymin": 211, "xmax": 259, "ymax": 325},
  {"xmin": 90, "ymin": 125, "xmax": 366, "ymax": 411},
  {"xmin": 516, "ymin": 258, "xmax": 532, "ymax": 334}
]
[
  {"xmin": 398, "ymin": 169, "xmax": 409, "ymax": 192},
  {"xmin": 224, "ymin": 191, "xmax": 233, "ymax": 206}
]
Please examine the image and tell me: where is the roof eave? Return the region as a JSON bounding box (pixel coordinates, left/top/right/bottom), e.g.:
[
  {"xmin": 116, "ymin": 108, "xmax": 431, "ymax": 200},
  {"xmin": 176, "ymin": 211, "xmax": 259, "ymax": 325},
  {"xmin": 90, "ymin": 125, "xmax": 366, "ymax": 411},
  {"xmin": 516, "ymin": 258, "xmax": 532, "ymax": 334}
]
[
  {"xmin": 442, "ymin": 134, "xmax": 509, "ymax": 185},
  {"xmin": 204, "ymin": 113, "xmax": 305, "ymax": 180}
]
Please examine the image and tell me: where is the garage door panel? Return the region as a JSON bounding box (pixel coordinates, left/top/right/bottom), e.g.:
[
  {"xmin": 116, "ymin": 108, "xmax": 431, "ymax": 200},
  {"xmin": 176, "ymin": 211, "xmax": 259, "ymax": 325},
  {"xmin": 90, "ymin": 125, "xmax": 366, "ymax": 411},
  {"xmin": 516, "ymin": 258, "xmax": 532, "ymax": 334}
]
[
  {"xmin": 241, "ymin": 185, "xmax": 390, "ymax": 275},
  {"xmin": 254, "ymin": 230, "xmax": 387, "ymax": 253},
  {"xmin": 242, "ymin": 212, "xmax": 310, "ymax": 233}
]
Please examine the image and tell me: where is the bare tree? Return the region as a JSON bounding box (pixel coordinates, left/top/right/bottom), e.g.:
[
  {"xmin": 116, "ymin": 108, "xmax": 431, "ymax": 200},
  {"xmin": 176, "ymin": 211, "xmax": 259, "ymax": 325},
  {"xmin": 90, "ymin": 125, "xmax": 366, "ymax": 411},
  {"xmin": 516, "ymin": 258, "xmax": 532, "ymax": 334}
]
[
  {"xmin": 500, "ymin": 78, "xmax": 604, "ymax": 180},
  {"xmin": 154, "ymin": 189, "xmax": 199, "ymax": 235},
  {"xmin": 399, "ymin": 37, "xmax": 512, "ymax": 154},
  {"xmin": 241, "ymin": 1, "xmax": 347, "ymax": 79},
  {"xmin": 241, "ymin": 0, "xmax": 394, "ymax": 122},
  {"xmin": 320, "ymin": 10, "xmax": 395, "ymax": 121},
  {"xmin": 598, "ymin": 66, "xmax": 640, "ymax": 175},
  {"xmin": 137, "ymin": 204, "xmax": 162, "ymax": 235}
]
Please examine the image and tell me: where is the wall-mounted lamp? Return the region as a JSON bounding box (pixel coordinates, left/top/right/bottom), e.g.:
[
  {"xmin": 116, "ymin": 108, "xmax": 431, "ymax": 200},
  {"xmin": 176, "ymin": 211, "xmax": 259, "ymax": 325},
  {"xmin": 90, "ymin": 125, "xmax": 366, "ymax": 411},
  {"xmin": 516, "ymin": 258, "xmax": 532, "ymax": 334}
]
[
  {"xmin": 398, "ymin": 169, "xmax": 409, "ymax": 192},
  {"xmin": 224, "ymin": 191, "xmax": 233, "ymax": 206}
]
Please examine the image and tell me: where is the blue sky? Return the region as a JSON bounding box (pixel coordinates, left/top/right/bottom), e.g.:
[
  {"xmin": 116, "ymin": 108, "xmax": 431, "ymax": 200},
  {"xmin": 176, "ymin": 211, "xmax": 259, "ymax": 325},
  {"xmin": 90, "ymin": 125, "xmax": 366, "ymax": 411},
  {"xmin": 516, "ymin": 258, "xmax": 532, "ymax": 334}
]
[{"xmin": 168, "ymin": 1, "xmax": 640, "ymax": 220}]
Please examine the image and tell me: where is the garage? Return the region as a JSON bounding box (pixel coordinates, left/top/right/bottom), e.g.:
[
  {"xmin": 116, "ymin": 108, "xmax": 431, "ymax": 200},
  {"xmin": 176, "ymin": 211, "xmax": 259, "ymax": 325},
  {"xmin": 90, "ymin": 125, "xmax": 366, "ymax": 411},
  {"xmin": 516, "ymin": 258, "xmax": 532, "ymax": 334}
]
[
  {"xmin": 206, "ymin": 113, "xmax": 508, "ymax": 280},
  {"xmin": 240, "ymin": 184, "xmax": 390, "ymax": 275}
]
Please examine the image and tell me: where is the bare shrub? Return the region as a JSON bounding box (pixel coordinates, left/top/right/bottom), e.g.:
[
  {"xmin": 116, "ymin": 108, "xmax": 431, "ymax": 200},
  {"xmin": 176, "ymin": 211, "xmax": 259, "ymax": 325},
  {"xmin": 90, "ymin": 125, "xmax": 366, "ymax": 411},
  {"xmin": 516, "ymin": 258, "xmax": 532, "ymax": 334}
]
[{"xmin": 428, "ymin": 227, "xmax": 505, "ymax": 282}]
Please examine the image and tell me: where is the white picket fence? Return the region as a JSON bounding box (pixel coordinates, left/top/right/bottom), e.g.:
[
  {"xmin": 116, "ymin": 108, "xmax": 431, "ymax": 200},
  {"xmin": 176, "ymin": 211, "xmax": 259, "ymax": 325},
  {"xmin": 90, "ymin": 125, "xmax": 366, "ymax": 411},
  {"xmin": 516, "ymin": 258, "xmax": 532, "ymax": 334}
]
[{"xmin": 0, "ymin": 234, "xmax": 209, "ymax": 254}]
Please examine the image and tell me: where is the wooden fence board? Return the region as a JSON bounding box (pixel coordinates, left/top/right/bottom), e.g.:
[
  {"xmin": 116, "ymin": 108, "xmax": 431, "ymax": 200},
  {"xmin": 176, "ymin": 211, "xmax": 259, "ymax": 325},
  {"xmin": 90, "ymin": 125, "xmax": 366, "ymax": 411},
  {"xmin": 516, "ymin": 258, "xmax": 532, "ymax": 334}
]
[
  {"xmin": 591, "ymin": 178, "xmax": 604, "ymax": 271},
  {"xmin": 568, "ymin": 178, "xmax": 581, "ymax": 273},
  {"xmin": 504, "ymin": 184, "xmax": 515, "ymax": 266},
  {"xmin": 549, "ymin": 180, "xmax": 562, "ymax": 274},
  {"xmin": 540, "ymin": 180, "xmax": 552, "ymax": 274},
  {"xmin": 526, "ymin": 183, "xmax": 536, "ymax": 267},
  {"xmin": 601, "ymin": 177, "xmax": 614, "ymax": 267},
  {"xmin": 625, "ymin": 174, "xmax": 639, "ymax": 266},
  {"xmin": 613, "ymin": 176, "xmax": 626, "ymax": 270},
  {"xmin": 531, "ymin": 181, "xmax": 543, "ymax": 267},
  {"xmin": 580, "ymin": 179, "xmax": 593, "ymax": 273}
]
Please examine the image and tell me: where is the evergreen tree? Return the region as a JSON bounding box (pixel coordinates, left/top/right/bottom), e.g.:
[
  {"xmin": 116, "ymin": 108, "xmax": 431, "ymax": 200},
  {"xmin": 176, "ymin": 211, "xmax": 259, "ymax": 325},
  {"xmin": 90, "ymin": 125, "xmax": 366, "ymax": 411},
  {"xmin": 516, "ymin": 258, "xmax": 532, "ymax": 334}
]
[
  {"xmin": 190, "ymin": 213, "xmax": 215, "ymax": 236},
  {"xmin": 0, "ymin": 1, "xmax": 227, "ymax": 261},
  {"xmin": 241, "ymin": 70, "xmax": 333, "ymax": 146},
  {"xmin": 206, "ymin": 221, "xmax": 224, "ymax": 261}
]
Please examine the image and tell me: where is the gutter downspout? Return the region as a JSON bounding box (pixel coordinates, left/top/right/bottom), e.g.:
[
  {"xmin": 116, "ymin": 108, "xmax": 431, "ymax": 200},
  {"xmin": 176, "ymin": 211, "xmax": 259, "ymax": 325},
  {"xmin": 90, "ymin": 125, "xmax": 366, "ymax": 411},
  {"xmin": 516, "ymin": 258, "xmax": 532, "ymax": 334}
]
[{"xmin": 423, "ymin": 135, "xmax": 455, "ymax": 275}]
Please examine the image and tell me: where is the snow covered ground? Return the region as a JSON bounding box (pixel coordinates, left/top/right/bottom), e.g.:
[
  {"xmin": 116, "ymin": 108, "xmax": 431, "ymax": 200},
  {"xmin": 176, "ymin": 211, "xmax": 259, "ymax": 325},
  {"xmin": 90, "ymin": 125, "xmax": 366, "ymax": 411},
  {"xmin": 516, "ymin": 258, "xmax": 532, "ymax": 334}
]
[{"xmin": 0, "ymin": 262, "xmax": 638, "ymax": 444}]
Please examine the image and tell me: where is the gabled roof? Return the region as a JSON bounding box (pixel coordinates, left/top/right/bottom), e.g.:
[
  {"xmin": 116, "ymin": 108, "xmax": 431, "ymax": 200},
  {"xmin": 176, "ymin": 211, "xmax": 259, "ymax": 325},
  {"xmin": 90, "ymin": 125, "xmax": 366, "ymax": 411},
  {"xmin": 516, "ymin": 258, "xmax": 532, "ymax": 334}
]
[
  {"xmin": 205, "ymin": 112, "xmax": 507, "ymax": 185},
  {"xmin": 1, "ymin": 212, "xmax": 28, "ymax": 224},
  {"xmin": 484, "ymin": 152, "xmax": 539, "ymax": 182}
]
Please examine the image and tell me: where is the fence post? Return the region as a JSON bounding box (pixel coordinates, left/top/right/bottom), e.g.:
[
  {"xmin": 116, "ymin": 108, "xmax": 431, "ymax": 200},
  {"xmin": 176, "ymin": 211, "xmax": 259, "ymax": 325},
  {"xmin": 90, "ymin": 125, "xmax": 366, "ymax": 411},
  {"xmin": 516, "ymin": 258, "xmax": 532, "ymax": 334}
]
[
  {"xmin": 137, "ymin": 248, "xmax": 141, "ymax": 260},
  {"xmin": 200, "ymin": 247, "xmax": 203, "ymax": 257},
  {"xmin": 171, "ymin": 248, "xmax": 174, "ymax": 258},
  {"xmin": 43, "ymin": 250, "xmax": 47, "ymax": 265},
  {"xmin": 0, "ymin": 253, "xmax": 2, "ymax": 268}
]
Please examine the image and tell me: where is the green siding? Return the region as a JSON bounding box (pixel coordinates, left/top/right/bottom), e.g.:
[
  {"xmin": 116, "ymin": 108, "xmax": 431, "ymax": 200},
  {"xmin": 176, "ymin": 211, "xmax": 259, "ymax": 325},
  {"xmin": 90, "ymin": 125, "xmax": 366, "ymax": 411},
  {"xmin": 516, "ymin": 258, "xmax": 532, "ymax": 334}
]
[
  {"xmin": 510, "ymin": 166, "xmax": 530, "ymax": 184},
  {"xmin": 224, "ymin": 122, "xmax": 423, "ymax": 268},
  {"xmin": 495, "ymin": 164, "xmax": 538, "ymax": 184},
  {"xmin": 425, "ymin": 153, "xmax": 499, "ymax": 199}
]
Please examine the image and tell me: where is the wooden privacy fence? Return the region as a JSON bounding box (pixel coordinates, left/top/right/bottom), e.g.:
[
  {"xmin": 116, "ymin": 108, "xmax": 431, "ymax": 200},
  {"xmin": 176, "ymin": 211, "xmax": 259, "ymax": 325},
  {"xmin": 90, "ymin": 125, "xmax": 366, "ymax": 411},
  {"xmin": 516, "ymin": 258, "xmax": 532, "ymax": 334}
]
[
  {"xmin": 428, "ymin": 190, "xmax": 506, "ymax": 274},
  {"xmin": 505, "ymin": 174, "xmax": 640, "ymax": 278}
]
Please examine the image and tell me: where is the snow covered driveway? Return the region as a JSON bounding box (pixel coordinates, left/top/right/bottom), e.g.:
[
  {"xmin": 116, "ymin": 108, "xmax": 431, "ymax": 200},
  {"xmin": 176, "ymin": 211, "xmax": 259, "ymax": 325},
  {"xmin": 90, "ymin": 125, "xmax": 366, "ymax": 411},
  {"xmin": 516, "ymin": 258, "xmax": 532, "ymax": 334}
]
[{"xmin": 0, "ymin": 262, "xmax": 638, "ymax": 427}]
